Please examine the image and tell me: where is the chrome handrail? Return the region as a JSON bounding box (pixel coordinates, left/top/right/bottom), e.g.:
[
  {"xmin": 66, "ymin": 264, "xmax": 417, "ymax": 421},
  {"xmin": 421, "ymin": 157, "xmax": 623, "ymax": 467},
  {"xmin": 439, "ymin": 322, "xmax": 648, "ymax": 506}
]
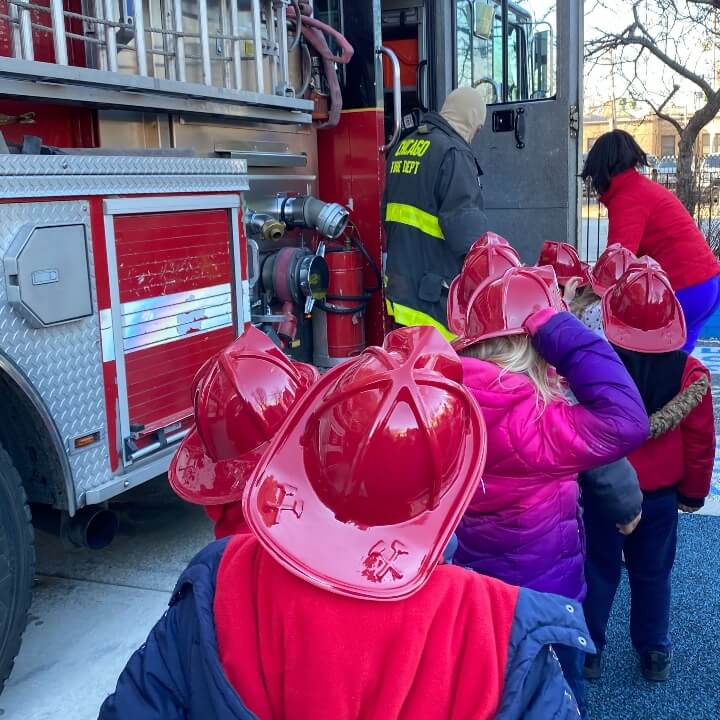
[
  {"xmin": 0, "ymin": 0, "xmax": 302, "ymax": 105},
  {"xmin": 473, "ymin": 77, "xmax": 501, "ymax": 103},
  {"xmin": 377, "ymin": 45, "xmax": 402, "ymax": 154}
]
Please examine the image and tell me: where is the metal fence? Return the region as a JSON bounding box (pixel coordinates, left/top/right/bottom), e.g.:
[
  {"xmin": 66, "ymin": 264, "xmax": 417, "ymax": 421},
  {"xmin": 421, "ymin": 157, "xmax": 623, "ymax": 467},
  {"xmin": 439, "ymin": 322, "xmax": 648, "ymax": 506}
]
[{"xmin": 580, "ymin": 163, "xmax": 720, "ymax": 263}]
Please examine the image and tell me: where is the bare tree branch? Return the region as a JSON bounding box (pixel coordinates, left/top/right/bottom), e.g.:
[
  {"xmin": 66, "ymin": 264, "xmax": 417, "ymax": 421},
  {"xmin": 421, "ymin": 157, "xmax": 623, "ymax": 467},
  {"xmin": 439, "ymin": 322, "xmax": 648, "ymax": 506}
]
[
  {"xmin": 646, "ymin": 85, "xmax": 685, "ymax": 133},
  {"xmin": 586, "ymin": 1, "xmax": 716, "ymax": 96},
  {"xmin": 585, "ymin": 0, "xmax": 720, "ymax": 212},
  {"xmin": 645, "ymin": 5, "xmax": 710, "ymax": 95}
]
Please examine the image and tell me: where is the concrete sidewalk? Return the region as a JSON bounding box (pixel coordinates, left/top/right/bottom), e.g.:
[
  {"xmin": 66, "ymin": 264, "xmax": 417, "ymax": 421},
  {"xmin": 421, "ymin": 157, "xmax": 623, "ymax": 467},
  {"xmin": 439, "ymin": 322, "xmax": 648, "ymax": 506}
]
[{"xmin": 0, "ymin": 481, "xmax": 213, "ymax": 720}]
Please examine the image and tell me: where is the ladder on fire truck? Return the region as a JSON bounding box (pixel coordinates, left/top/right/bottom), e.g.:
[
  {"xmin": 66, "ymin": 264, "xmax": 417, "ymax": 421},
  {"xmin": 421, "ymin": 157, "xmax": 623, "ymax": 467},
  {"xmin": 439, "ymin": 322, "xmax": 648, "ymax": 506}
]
[{"xmin": 0, "ymin": 0, "xmax": 312, "ymax": 122}]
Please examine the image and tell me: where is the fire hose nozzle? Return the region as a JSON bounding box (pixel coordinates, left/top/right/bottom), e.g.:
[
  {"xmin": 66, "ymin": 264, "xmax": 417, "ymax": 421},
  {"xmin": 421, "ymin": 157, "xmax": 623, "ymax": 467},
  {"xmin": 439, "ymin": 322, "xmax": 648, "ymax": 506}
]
[
  {"xmin": 246, "ymin": 212, "xmax": 287, "ymax": 242},
  {"xmin": 280, "ymin": 196, "xmax": 349, "ymax": 239}
]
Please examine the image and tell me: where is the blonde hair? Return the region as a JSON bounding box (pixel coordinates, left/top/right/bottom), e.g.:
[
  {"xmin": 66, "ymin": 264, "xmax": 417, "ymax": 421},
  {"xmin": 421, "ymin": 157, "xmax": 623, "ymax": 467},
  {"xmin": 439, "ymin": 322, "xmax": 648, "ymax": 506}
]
[
  {"xmin": 460, "ymin": 334, "xmax": 564, "ymax": 407},
  {"xmin": 569, "ymin": 286, "xmax": 600, "ymax": 318}
]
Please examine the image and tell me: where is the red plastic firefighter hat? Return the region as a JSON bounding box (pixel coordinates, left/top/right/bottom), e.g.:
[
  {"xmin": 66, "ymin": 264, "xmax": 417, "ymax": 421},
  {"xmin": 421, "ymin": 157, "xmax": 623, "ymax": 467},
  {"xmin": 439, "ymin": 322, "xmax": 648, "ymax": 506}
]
[
  {"xmin": 168, "ymin": 326, "xmax": 319, "ymax": 506},
  {"xmin": 591, "ymin": 244, "xmax": 638, "ymax": 295},
  {"xmin": 465, "ymin": 231, "xmax": 513, "ymax": 263},
  {"xmin": 452, "ymin": 266, "xmax": 565, "ymax": 352},
  {"xmin": 537, "ymin": 240, "xmax": 591, "ymax": 287},
  {"xmin": 447, "ymin": 242, "xmax": 521, "ymax": 335},
  {"xmin": 627, "ymin": 255, "xmax": 663, "ymax": 273},
  {"xmin": 602, "ymin": 259, "xmax": 687, "ymax": 353},
  {"xmin": 534, "ymin": 264, "xmax": 568, "ymax": 311},
  {"xmin": 243, "ymin": 325, "xmax": 487, "ymax": 601}
]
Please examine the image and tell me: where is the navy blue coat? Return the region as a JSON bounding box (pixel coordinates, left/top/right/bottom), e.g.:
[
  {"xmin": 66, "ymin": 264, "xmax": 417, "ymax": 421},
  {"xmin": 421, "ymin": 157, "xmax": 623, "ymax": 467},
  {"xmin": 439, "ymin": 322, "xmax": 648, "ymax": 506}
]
[{"xmin": 99, "ymin": 539, "xmax": 592, "ymax": 720}]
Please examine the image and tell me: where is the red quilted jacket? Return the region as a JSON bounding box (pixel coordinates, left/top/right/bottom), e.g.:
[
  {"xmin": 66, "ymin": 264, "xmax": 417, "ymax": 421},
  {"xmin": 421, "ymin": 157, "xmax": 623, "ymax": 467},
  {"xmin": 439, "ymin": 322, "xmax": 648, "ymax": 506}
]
[
  {"xmin": 627, "ymin": 354, "xmax": 715, "ymax": 505},
  {"xmin": 600, "ymin": 169, "xmax": 720, "ymax": 290}
]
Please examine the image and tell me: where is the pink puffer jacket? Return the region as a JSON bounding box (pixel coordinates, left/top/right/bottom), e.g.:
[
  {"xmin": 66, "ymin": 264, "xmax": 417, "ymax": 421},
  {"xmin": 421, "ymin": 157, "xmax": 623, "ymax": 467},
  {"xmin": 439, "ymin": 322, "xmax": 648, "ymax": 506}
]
[{"xmin": 454, "ymin": 312, "xmax": 649, "ymax": 600}]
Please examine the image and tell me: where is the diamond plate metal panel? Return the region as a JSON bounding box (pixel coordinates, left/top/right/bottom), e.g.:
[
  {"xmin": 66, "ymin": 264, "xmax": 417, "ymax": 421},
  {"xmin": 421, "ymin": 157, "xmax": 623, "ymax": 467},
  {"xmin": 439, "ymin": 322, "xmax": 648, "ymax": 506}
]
[
  {"xmin": 0, "ymin": 155, "xmax": 248, "ymax": 176},
  {"xmin": 0, "ymin": 177, "xmax": 249, "ymax": 200},
  {"xmin": 0, "ymin": 202, "xmax": 109, "ymax": 508},
  {"xmin": 0, "ymin": 157, "xmax": 249, "ymax": 199}
]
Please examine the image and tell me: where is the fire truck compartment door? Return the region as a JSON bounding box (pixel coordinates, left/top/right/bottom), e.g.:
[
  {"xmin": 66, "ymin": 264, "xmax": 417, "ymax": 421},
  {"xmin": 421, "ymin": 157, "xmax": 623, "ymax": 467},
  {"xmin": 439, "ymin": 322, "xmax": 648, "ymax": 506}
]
[
  {"xmin": 103, "ymin": 195, "xmax": 245, "ymax": 466},
  {"xmin": 461, "ymin": 0, "xmax": 583, "ymax": 262},
  {"xmin": 4, "ymin": 223, "xmax": 93, "ymax": 328}
]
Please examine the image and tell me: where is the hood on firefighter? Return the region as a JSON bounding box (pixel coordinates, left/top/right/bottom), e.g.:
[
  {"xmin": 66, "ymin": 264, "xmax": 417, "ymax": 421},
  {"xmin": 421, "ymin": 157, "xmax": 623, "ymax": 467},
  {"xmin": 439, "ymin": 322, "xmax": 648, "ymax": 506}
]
[{"xmin": 440, "ymin": 87, "xmax": 488, "ymax": 144}]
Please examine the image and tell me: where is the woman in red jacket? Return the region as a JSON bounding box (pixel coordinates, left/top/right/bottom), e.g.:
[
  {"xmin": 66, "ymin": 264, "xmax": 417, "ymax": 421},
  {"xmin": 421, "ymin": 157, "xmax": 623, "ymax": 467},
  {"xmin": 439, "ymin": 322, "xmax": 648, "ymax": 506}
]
[
  {"xmin": 582, "ymin": 259, "xmax": 715, "ymax": 684},
  {"xmin": 582, "ymin": 130, "xmax": 720, "ymax": 351}
]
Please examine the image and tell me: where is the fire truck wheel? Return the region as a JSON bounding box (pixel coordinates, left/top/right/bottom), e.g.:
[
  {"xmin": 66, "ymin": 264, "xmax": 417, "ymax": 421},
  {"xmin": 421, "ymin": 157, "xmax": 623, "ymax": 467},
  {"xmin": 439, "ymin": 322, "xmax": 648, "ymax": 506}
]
[{"xmin": 0, "ymin": 445, "xmax": 35, "ymax": 694}]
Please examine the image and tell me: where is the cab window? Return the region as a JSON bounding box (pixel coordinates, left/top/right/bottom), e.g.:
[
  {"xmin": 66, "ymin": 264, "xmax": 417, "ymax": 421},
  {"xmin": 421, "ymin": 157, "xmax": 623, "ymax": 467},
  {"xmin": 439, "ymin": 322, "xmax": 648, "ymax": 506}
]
[{"xmin": 454, "ymin": 0, "xmax": 556, "ymax": 104}]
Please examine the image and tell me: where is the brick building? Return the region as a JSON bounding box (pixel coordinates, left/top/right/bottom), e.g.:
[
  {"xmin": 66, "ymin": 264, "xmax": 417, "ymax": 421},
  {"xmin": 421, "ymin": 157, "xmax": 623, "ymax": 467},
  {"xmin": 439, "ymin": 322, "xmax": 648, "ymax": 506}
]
[{"xmin": 583, "ymin": 101, "xmax": 720, "ymax": 158}]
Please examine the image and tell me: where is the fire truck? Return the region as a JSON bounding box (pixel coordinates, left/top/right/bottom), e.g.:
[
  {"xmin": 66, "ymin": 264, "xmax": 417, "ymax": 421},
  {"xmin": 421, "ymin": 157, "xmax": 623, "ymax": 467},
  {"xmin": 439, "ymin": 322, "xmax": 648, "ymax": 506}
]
[{"xmin": 0, "ymin": 0, "xmax": 582, "ymax": 687}]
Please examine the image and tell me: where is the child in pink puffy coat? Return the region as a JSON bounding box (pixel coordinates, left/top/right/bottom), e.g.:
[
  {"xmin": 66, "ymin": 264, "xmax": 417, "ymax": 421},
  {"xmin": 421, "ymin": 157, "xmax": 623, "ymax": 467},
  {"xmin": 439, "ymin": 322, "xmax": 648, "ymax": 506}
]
[{"xmin": 446, "ymin": 265, "xmax": 649, "ymax": 718}]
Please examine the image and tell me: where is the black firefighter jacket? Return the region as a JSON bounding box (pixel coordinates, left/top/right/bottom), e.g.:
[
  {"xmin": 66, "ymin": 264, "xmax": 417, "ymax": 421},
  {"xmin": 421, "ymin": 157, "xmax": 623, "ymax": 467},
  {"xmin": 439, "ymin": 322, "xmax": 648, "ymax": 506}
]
[{"xmin": 382, "ymin": 112, "xmax": 488, "ymax": 333}]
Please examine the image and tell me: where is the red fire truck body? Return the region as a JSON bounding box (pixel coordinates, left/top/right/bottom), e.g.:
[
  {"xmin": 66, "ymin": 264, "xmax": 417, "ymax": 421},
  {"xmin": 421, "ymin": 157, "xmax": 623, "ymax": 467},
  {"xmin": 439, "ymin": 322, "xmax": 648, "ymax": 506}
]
[
  {"xmin": 1, "ymin": 157, "xmax": 250, "ymax": 505},
  {"xmin": 0, "ymin": 0, "xmax": 583, "ymax": 690}
]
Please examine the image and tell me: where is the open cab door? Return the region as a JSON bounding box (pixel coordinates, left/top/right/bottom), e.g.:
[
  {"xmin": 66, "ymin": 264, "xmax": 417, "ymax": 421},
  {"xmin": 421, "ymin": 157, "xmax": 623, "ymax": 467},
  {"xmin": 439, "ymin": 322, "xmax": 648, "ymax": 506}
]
[{"xmin": 456, "ymin": 0, "xmax": 583, "ymax": 261}]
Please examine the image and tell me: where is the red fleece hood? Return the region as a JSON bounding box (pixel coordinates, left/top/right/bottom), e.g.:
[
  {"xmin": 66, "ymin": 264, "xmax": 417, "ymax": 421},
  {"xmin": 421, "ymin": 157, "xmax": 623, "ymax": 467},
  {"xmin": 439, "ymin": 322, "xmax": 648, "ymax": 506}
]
[{"xmin": 214, "ymin": 535, "xmax": 519, "ymax": 720}]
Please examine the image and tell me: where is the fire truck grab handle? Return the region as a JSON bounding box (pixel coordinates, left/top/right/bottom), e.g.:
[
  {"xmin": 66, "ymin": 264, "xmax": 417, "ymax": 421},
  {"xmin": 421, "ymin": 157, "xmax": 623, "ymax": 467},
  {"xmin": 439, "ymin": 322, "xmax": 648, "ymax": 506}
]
[
  {"xmin": 416, "ymin": 59, "xmax": 429, "ymax": 113},
  {"xmin": 377, "ymin": 46, "xmax": 402, "ymax": 155}
]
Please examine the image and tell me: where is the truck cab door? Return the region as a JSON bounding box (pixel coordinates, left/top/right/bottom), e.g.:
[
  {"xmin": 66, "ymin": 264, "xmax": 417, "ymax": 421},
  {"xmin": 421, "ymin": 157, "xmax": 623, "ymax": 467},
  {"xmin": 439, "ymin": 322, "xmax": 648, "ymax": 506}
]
[{"xmin": 455, "ymin": 0, "xmax": 583, "ymax": 261}]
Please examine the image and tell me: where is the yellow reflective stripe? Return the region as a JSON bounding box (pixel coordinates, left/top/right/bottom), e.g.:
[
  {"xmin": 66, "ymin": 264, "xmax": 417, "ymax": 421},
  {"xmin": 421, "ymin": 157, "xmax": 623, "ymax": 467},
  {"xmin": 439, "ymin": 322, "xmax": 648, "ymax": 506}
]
[
  {"xmin": 385, "ymin": 203, "xmax": 444, "ymax": 240},
  {"xmin": 386, "ymin": 299, "xmax": 456, "ymax": 341}
]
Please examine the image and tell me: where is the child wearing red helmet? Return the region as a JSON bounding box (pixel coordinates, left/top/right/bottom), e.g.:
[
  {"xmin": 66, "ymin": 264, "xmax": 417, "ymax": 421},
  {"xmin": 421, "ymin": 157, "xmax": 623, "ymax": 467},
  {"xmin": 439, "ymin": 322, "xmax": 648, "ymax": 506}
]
[
  {"xmin": 449, "ymin": 265, "xmax": 649, "ymax": 718},
  {"xmin": 101, "ymin": 327, "xmax": 592, "ymax": 720},
  {"xmin": 559, "ymin": 243, "xmax": 638, "ymax": 339},
  {"xmin": 582, "ymin": 258, "xmax": 715, "ymax": 683},
  {"xmin": 168, "ymin": 327, "xmax": 319, "ymax": 539},
  {"xmin": 537, "ymin": 241, "xmax": 592, "ymax": 291}
]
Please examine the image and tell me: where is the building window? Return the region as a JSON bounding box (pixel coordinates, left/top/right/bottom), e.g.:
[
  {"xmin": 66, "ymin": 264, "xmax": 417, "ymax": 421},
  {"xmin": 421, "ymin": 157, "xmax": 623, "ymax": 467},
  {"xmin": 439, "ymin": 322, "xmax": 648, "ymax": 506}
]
[
  {"xmin": 660, "ymin": 135, "xmax": 676, "ymax": 158},
  {"xmin": 714, "ymin": 136, "xmax": 720, "ymax": 154},
  {"xmin": 702, "ymin": 134, "xmax": 711, "ymax": 156}
]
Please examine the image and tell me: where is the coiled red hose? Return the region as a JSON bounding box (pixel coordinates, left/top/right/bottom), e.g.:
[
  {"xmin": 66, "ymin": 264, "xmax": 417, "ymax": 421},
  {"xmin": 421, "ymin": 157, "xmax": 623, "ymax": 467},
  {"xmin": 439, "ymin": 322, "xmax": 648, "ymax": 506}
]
[{"xmin": 286, "ymin": 4, "xmax": 354, "ymax": 128}]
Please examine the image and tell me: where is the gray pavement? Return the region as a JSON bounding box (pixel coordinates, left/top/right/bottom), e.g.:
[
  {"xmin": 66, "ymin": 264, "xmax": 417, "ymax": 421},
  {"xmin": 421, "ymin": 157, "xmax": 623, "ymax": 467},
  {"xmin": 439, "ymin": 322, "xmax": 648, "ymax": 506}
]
[{"xmin": 0, "ymin": 481, "xmax": 213, "ymax": 720}]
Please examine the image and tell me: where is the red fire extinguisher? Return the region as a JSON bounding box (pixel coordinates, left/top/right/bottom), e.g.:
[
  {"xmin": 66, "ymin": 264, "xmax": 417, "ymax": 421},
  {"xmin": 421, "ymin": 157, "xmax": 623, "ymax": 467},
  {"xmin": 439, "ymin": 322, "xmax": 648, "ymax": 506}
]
[{"xmin": 312, "ymin": 239, "xmax": 367, "ymax": 367}]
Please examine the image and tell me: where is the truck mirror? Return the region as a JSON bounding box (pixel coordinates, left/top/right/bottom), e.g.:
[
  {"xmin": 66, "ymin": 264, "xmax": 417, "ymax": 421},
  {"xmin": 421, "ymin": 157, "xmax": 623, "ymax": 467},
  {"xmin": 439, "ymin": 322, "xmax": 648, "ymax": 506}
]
[{"xmin": 473, "ymin": 1, "xmax": 494, "ymax": 39}]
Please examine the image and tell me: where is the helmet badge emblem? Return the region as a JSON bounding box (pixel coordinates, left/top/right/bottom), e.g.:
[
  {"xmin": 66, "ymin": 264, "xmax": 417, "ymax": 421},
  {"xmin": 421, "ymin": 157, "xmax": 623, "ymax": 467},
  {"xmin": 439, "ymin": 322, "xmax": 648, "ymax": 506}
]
[
  {"xmin": 362, "ymin": 540, "xmax": 409, "ymax": 583},
  {"xmin": 262, "ymin": 481, "xmax": 304, "ymax": 526}
]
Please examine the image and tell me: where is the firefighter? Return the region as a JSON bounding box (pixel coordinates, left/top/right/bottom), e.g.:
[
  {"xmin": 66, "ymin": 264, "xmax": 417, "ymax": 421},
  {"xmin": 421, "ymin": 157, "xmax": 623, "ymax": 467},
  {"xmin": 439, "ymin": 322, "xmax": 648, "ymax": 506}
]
[
  {"xmin": 168, "ymin": 326, "xmax": 318, "ymax": 539},
  {"xmin": 383, "ymin": 87, "xmax": 489, "ymax": 338},
  {"xmin": 100, "ymin": 326, "xmax": 590, "ymax": 720}
]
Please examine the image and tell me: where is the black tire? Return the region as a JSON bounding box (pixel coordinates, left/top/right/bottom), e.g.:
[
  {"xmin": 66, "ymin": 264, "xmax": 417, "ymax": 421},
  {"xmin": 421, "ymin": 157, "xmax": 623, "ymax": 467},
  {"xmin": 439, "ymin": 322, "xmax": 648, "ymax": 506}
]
[{"xmin": 0, "ymin": 445, "xmax": 34, "ymax": 693}]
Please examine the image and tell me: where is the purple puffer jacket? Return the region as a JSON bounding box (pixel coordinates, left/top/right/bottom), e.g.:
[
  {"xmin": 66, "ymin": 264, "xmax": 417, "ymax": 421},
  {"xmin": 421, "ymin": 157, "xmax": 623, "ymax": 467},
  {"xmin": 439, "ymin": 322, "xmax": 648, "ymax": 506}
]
[{"xmin": 455, "ymin": 311, "xmax": 649, "ymax": 601}]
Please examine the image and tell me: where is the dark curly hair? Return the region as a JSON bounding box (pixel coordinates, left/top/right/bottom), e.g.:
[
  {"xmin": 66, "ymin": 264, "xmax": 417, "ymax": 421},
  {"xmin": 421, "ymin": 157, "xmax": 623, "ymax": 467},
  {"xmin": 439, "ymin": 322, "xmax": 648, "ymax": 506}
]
[{"xmin": 581, "ymin": 130, "xmax": 649, "ymax": 196}]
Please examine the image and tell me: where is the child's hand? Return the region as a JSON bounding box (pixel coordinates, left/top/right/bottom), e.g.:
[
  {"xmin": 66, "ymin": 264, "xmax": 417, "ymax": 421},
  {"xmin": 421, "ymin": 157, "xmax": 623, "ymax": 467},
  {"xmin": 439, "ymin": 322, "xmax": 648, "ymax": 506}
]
[
  {"xmin": 563, "ymin": 276, "xmax": 582, "ymax": 304},
  {"xmin": 617, "ymin": 512, "xmax": 642, "ymax": 535},
  {"xmin": 678, "ymin": 503, "xmax": 701, "ymax": 514}
]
